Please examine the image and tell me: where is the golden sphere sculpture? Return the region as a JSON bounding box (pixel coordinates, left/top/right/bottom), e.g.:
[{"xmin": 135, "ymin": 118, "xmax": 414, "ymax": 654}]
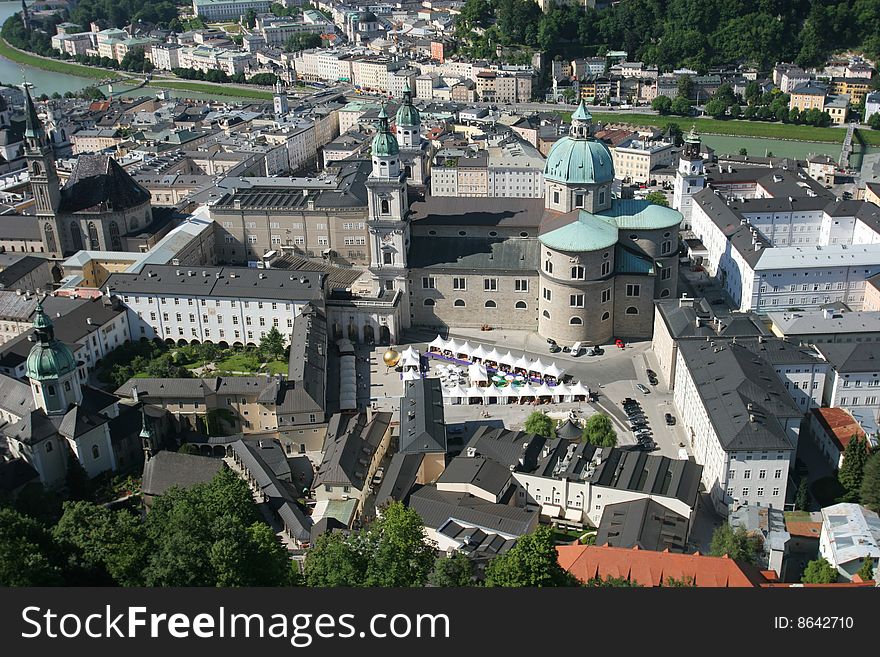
[{"xmin": 383, "ymin": 348, "xmax": 400, "ymax": 367}]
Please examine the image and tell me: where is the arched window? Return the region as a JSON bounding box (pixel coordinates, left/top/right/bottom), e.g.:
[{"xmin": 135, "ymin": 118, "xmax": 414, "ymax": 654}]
[
  {"xmin": 626, "ymin": 306, "xmax": 639, "ymax": 315},
  {"xmin": 404, "ymin": 165, "xmax": 412, "ymax": 178},
  {"xmin": 515, "ymin": 301, "xmax": 527, "ymax": 309},
  {"xmin": 47, "ymin": 385, "xmax": 56, "ymax": 396},
  {"xmin": 108, "ymin": 221, "xmax": 122, "ymax": 251},
  {"xmin": 380, "ymin": 199, "xmax": 390, "ymax": 215},
  {"xmin": 423, "ymin": 298, "xmax": 435, "ymax": 306},
  {"xmin": 601, "ymin": 261, "xmax": 611, "ymax": 276},
  {"xmin": 601, "ymin": 312, "xmax": 610, "ymax": 321},
  {"xmin": 542, "ymin": 310, "xmax": 550, "ymax": 319},
  {"xmin": 92, "ymin": 445, "xmax": 100, "ymax": 459},
  {"xmin": 660, "ymin": 289, "xmax": 671, "ymax": 298},
  {"xmin": 570, "ymin": 317, "xmax": 583, "ymax": 325},
  {"xmin": 70, "ymin": 222, "xmax": 84, "ymax": 251},
  {"xmin": 87, "ymin": 222, "xmax": 100, "ymax": 250},
  {"xmin": 454, "ymin": 299, "xmax": 466, "ymax": 307},
  {"xmin": 544, "ymin": 259, "xmax": 553, "ymax": 274},
  {"xmin": 32, "ymin": 161, "xmax": 42, "ymax": 176},
  {"xmin": 44, "ymin": 224, "xmax": 56, "ymax": 253},
  {"xmin": 485, "ymin": 300, "xmax": 496, "ymax": 308}
]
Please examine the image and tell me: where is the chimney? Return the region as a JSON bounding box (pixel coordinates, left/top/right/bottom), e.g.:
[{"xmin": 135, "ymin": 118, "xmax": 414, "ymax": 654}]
[{"xmin": 131, "ymin": 386, "xmax": 139, "ymax": 403}]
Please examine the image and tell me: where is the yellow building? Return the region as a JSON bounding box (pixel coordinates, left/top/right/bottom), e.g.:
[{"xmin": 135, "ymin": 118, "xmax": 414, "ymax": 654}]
[
  {"xmin": 830, "ymin": 77, "xmax": 871, "ymax": 106},
  {"xmin": 788, "ymin": 81, "xmax": 828, "ymax": 112}
]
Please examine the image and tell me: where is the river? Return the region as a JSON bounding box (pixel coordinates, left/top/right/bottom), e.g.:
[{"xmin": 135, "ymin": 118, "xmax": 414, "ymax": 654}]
[{"xmin": 0, "ymin": 1, "xmax": 248, "ymax": 101}]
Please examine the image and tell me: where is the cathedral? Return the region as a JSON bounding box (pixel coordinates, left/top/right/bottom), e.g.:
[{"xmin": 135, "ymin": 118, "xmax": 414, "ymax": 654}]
[
  {"xmin": 404, "ymin": 100, "xmax": 683, "ymax": 345},
  {"xmin": 3, "ymin": 303, "xmax": 145, "ymax": 488},
  {"xmin": 23, "ymin": 86, "xmax": 153, "ymax": 258}
]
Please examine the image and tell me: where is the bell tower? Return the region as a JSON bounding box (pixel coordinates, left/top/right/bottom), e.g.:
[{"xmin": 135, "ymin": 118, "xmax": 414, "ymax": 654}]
[
  {"xmin": 394, "ymin": 84, "xmax": 427, "ymax": 186},
  {"xmin": 23, "ymin": 85, "xmax": 63, "ymax": 254},
  {"xmin": 26, "ymin": 302, "xmax": 82, "ymax": 415},
  {"xmin": 672, "ymin": 126, "xmax": 705, "ymax": 228},
  {"xmin": 366, "ymin": 105, "xmax": 409, "ymax": 302}
]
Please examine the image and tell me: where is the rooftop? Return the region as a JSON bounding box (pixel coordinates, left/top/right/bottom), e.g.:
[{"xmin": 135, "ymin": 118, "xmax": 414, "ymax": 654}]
[{"xmin": 820, "ymin": 503, "xmax": 880, "ymax": 566}]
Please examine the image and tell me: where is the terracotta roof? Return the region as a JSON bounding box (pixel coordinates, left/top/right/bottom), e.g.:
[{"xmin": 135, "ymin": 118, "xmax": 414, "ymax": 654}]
[
  {"xmin": 785, "ymin": 520, "xmax": 821, "ymax": 538},
  {"xmin": 811, "ymin": 407, "xmax": 864, "ymax": 452},
  {"xmin": 557, "ymin": 544, "xmax": 771, "ymax": 587}
]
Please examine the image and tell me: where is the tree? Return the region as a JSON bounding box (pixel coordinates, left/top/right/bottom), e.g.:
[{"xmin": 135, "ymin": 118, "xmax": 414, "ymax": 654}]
[
  {"xmin": 677, "ymin": 75, "xmax": 694, "ymax": 100},
  {"xmin": 644, "ymin": 191, "xmax": 669, "ymax": 207},
  {"xmin": 709, "ymin": 524, "xmax": 762, "ymax": 564},
  {"xmin": 0, "ymin": 507, "xmax": 68, "ymax": 586},
  {"xmin": 583, "ymin": 575, "xmax": 642, "ymax": 587},
  {"xmin": 703, "ymin": 97, "xmax": 728, "ymax": 119},
  {"xmin": 802, "ymin": 557, "xmax": 838, "ymax": 584},
  {"xmin": 861, "ymin": 451, "xmax": 880, "ymax": 512},
  {"xmin": 178, "ymin": 443, "xmax": 200, "ymax": 455},
  {"xmin": 260, "ymin": 326, "xmax": 286, "ymax": 361},
  {"xmin": 65, "ymin": 455, "xmax": 92, "ymax": 501},
  {"xmin": 670, "ymin": 95, "xmax": 692, "ymax": 116},
  {"xmin": 651, "ymin": 95, "xmax": 672, "ymax": 114},
  {"xmin": 738, "ymin": 148, "xmax": 748, "ymax": 156},
  {"xmin": 363, "ymin": 503, "xmax": 436, "ymax": 587},
  {"xmin": 243, "ymin": 8, "xmax": 257, "ymax": 28},
  {"xmin": 869, "ymin": 113, "xmax": 880, "ymax": 131},
  {"xmin": 663, "ymin": 575, "xmax": 695, "ymax": 587},
  {"xmin": 581, "ymin": 413, "xmax": 617, "ymax": 447},
  {"xmin": 524, "ymin": 411, "xmax": 555, "ymax": 437},
  {"xmin": 839, "ymin": 435, "xmax": 869, "ymax": 500},
  {"xmin": 304, "ymin": 532, "xmax": 366, "ymax": 586},
  {"xmin": 53, "ymin": 501, "xmax": 148, "ymax": 586},
  {"xmin": 795, "ymin": 477, "xmax": 810, "ymax": 511},
  {"xmin": 284, "ymin": 32, "xmax": 322, "ymax": 52},
  {"xmin": 428, "ymin": 552, "xmax": 474, "ymax": 586},
  {"xmin": 856, "ymin": 556, "xmax": 875, "ymax": 581},
  {"xmin": 484, "ymin": 526, "xmax": 577, "ymax": 587}
]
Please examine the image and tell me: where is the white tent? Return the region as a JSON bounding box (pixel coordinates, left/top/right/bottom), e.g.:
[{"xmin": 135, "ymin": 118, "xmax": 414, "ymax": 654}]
[
  {"xmin": 457, "ymin": 341, "xmax": 474, "ymax": 358},
  {"xmin": 484, "ymin": 348, "xmax": 502, "ymax": 364},
  {"xmin": 492, "ymin": 384, "xmax": 513, "ymax": 402},
  {"xmin": 402, "ymin": 369, "xmax": 421, "ymax": 381},
  {"xmin": 444, "ymin": 384, "xmax": 468, "ymax": 399},
  {"xmin": 468, "ymin": 363, "xmax": 488, "ymax": 383},
  {"xmin": 483, "ymin": 386, "xmax": 500, "ymax": 402},
  {"xmin": 535, "ymin": 382, "xmax": 556, "ymax": 398},
  {"xmin": 513, "ymin": 355, "xmax": 531, "ymax": 371},
  {"xmin": 428, "ymin": 335, "xmax": 447, "ymax": 352},
  {"xmin": 544, "ymin": 362, "xmax": 564, "ymax": 380},
  {"xmin": 446, "ymin": 339, "xmax": 461, "ymax": 355},
  {"xmin": 529, "ymin": 358, "xmax": 547, "ymax": 376},
  {"xmin": 471, "ymin": 344, "xmax": 488, "ymax": 361},
  {"xmin": 400, "ymin": 347, "xmax": 420, "ymax": 370},
  {"xmin": 569, "ymin": 381, "xmax": 591, "ymax": 398},
  {"xmin": 499, "ymin": 351, "xmax": 517, "ymax": 367},
  {"xmin": 465, "ymin": 385, "xmax": 485, "ymax": 401},
  {"xmin": 553, "ymin": 382, "xmax": 571, "ymax": 401},
  {"xmin": 517, "ymin": 384, "xmax": 538, "ymax": 398}
]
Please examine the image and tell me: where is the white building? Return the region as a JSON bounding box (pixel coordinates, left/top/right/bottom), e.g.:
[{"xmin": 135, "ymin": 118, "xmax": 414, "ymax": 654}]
[
  {"xmin": 104, "ymin": 266, "xmax": 325, "ymax": 347},
  {"xmin": 487, "ymin": 138, "xmax": 546, "ymax": 198},
  {"xmin": 817, "ymin": 341, "xmax": 880, "ymax": 435},
  {"xmin": 673, "ymin": 340, "xmax": 802, "ymax": 515},
  {"xmin": 612, "ymin": 138, "xmax": 675, "ymax": 184},
  {"xmin": 819, "ymin": 503, "xmax": 880, "ymax": 581},
  {"xmin": 192, "ymin": 0, "xmax": 272, "ymax": 21},
  {"xmin": 672, "ymin": 128, "xmax": 706, "ymax": 226}
]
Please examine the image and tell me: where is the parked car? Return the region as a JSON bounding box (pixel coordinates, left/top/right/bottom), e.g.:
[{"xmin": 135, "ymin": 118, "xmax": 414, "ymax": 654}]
[
  {"xmin": 646, "ymin": 369, "xmax": 657, "ymax": 378},
  {"xmin": 571, "ymin": 341, "xmax": 584, "ymax": 357},
  {"xmin": 587, "ymin": 346, "xmax": 604, "ymax": 356},
  {"xmin": 615, "ymin": 339, "xmax": 626, "ymax": 349},
  {"xmin": 665, "ymin": 413, "xmax": 676, "ymax": 426},
  {"xmin": 547, "ymin": 338, "xmax": 557, "ymax": 346},
  {"xmin": 371, "ymin": 467, "xmax": 385, "ymax": 487},
  {"xmin": 636, "ymin": 383, "xmax": 651, "ymax": 394},
  {"xmin": 549, "ymin": 344, "xmax": 562, "ymax": 353},
  {"xmin": 648, "ymin": 376, "xmax": 658, "ymax": 386}
]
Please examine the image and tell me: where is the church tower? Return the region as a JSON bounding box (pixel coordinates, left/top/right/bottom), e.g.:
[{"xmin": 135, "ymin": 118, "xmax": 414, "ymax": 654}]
[
  {"xmin": 395, "ymin": 84, "xmax": 427, "ymax": 186},
  {"xmin": 273, "ymin": 80, "xmax": 289, "ymax": 117},
  {"xmin": 23, "ymin": 85, "xmax": 62, "ymax": 255},
  {"xmin": 366, "ymin": 105, "xmax": 410, "ymax": 303},
  {"xmin": 672, "ymin": 126, "xmax": 705, "ymax": 229},
  {"xmin": 26, "ymin": 303, "xmax": 82, "ymax": 415},
  {"xmin": 140, "ymin": 408, "xmax": 156, "ymax": 461}
]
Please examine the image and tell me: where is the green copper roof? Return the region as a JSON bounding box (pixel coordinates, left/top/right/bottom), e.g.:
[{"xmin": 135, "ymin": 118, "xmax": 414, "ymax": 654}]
[
  {"xmin": 26, "ymin": 305, "xmax": 78, "ymax": 382},
  {"xmin": 539, "ymin": 212, "xmax": 618, "ymax": 252},
  {"xmin": 544, "ymin": 137, "xmax": 614, "ymax": 185},
  {"xmin": 372, "ymin": 104, "xmax": 399, "ymax": 156},
  {"xmin": 602, "ymin": 198, "xmax": 683, "ymax": 230},
  {"xmin": 396, "ymin": 94, "xmax": 420, "ymax": 128},
  {"xmin": 571, "ymin": 100, "xmax": 592, "ymax": 122}
]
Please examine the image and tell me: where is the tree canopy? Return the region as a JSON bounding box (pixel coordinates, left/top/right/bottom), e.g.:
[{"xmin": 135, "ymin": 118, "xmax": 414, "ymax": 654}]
[
  {"xmin": 428, "ymin": 552, "xmax": 475, "ymax": 587},
  {"xmin": 581, "ymin": 413, "xmax": 617, "ymax": 447},
  {"xmin": 802, "ymin": 557, "xmax": 838, "ymax": 584},
  {"xmin": 861, "ymin": 451, "xmax": 880, "ymax": 512},
  {"xmin": 644, "ymin": 191, "xmax": 669, "ymax": 207},
  {"xmin": 484, "ymin": 526, "xmax": 577, "ymax": 587},
  {"xmin": 524, "ymin": 411, "xmax": 555, "ymax": 438},
  {"xmin": 839, "ymin": 436, "xmax": 870, "ymax": 500},
  {"xmin": 709, "ymin": 524, "xmax": 763, "ymax": 564}
]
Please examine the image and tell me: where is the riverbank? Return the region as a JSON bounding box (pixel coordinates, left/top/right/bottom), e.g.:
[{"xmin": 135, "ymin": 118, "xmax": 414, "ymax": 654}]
[
  {"xmin": 560, "ymin": 110, "xmax": 880, "ymax": 147},
  {"xmin": 146, "ymin": 79, "xmax": 273, "ymax": 100},
  {"xmin": 0, "ymin": 37, "xmax": 115, "ymax": 80}
]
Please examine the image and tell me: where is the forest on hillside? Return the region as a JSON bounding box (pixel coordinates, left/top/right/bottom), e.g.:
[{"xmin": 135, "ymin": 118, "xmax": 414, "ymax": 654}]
[{"xmin": 455, "ymin": 0, "xmax": 880, "ymax": 71}]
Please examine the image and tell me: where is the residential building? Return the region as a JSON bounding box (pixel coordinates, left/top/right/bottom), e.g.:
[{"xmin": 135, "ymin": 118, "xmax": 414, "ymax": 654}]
[
  {"xmin": 816, "ymin": 342, "xmax": 880, "ymax": 435},
  {"xmin": 808, "ymin": 406, "xmax": 865, "ymax": 470},
  {"xmin": 192, "ymin": 0, "xmax": 272, "ymax": 21},
  {"xmin": 767, "ymin": 307, "xmax": 880, "ymax": 344},
  {"xmin": 819, "ymin": 503, "xmax": 880, "ymax": 581}
]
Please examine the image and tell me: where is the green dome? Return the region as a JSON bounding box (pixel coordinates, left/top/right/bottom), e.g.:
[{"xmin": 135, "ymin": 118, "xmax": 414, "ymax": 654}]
[
  {"xmin": 544, "ymin": 137, "xmax": 614, "ymax": 185},
  {"xmin": 396, "ymin": 101, "xmax": 420, "ymax": 128},
  {"xmin": 25, "ymin": 303, "xmax": 78, "ymax": 381},
  {"xmin": 372, "ymin": 105, "xmax": 399, "ymax": 156}
]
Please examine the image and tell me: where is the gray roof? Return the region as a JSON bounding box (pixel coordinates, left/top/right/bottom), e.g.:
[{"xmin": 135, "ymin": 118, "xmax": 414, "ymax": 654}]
[
  {"xmin": 768, "ymin": 309, "xmax": 880, "ymax": 338},
  {"xmin": 59, "ymin": 154, "xmax": 152, "ymax": 214},
  {"xmin": 375, "ymin": 452, "xmax": 423, "ymax": 508},
  {"xmin": 816, "ymin": 342, "xmax": 880, "ymax": 373},
  {"xmin": 408, "ymin": 486, "xmax": 537, "ymax": 535},
  {"xmin": 595, "ymin": 498, "xmax": 689, "ymax": 552},
  {"xmin": 654, "ymin": 297, "xmax": 770, "ymax": 341},
  {"xmin": 0, "ymin": 373, "xmax": 34, "ymax": 418},
  {"xmin": 0, "ymin": 457, "xmax": 39, "ymax": 492},
  {"xmin": 399, "ymin": 378, "xmax": 447, "ymax": 454},
  {"xmin": 281, "ymin": 303, "xmax": 326, "ymax": 417},
  {"xmin": 0, "ymin": 214, "xmax": 40, "ymax": 240},
  {"xmin": 676, "ymin": 340, "xmax": 802, "ymax": 452},
  {"xmin": 105, "ymin": 265, "xmax": 325, "ymax": 302},
  {"xmin": 729, "ymin": 504, "xmax": 790, "ymax": 554},
  {"xmin": 141, "ymin": 450, "xmax": 223, "ymax": 497},
  {"xmin": 437, "ymin": 519, "xmax": 517, "ymax": 558},
  {"xmin": 314, "ymin": 411, "xmax": 392, "ymax": 490},
  {"xmin": 465, "ymin": 426, "xmax": 546, "ymax": 470},
  {"xmin": 436, "ymin": 456, "xmax": 511, "ymax": 499},
  {"xmin": 409, "ymin": 196, "xmax": 544, "ymax": 228},
  {"xmin": 589, "ymin": 448, "xmax": 703, "ymax": 506},
  {"xmin": 0, "ymin": 256, "xmax": 50, "ymax": 290},
  {"xmin": 408, "ymin": 236, "xmax": 538, "ymax": 271}
]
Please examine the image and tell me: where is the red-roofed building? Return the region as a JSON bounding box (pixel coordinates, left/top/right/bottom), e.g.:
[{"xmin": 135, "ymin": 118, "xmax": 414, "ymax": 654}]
[
  {"xmin": 557, "ymin": 544, "xmax": 773, "ymax": 587},
  {"xmin": 808, "ymin": 407, "xmax": 865, "ymax": 470}
]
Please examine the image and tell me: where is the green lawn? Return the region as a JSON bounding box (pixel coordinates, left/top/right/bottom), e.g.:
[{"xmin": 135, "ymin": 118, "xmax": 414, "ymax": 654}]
[
  {"xmin": 784, "ymin": 510, "xmax": 812, "ymax": 522},
  {"xmin": 263, "ymin": 360, "xmax": 288, "ymax": 375},
  {"xmin": 0, "ymin": 38, "xmax": 116, "ymax": 80},
  {"xmin": 146, "ymin": 80, "xmax": 273, "ymax": 100},
  {"xmin": 215, "ymin": 351, "xmax": 263, "ymax": 373},
  {"xmin": 557, "ymin": 109, "xmax": 880, "ymax": 146}
]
